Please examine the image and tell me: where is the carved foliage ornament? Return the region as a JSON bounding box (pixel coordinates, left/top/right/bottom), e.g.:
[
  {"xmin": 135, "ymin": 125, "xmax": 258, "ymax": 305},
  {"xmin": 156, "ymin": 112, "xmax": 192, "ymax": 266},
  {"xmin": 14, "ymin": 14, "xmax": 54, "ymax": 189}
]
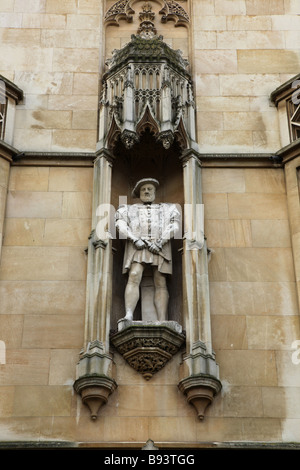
[{"xmin": 104, "ymin": 0, "xmax": 189, "ymax": 27}]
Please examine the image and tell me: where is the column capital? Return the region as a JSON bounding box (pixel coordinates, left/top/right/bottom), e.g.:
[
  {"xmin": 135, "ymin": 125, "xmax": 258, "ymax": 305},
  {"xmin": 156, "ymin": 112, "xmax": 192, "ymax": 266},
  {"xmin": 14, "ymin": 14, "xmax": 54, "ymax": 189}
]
[
  {"xmin": 179, "ymin": 148, "xmax": 201, "ymax": 166},
  {"xmin": 0, "ymin": 140, "xmax": 19, "ymax": 163},
  {"xmin": 94, "ymin": 147, "xmax": 115, "ymax": 166}
]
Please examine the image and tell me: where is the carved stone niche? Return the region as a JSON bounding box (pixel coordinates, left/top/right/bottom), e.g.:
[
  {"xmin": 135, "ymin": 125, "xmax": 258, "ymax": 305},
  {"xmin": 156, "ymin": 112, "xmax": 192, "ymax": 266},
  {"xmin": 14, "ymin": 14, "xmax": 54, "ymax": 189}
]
[{"xmin": 110, "ymin": 321, "xmax": 185, "ymax": 380}]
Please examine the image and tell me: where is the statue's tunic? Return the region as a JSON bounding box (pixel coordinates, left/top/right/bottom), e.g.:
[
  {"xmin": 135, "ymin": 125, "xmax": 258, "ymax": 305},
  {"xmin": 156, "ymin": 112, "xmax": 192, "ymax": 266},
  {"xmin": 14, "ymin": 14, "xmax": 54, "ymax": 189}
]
[{"xmin": 115, "ymin": 203, "xmax": 180, "ymax": 275}]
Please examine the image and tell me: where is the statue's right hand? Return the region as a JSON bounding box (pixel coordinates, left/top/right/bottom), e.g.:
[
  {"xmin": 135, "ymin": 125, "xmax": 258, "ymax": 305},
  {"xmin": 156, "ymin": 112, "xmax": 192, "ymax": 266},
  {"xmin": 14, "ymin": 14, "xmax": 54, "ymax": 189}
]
[{"xmin": 134, "ymin": 239, "xmax": 146, "ymax": 250}]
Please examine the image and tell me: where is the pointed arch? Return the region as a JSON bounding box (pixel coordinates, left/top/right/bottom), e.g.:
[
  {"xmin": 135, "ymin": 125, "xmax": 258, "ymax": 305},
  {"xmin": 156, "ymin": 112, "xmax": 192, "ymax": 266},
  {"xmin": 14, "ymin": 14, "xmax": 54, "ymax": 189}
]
[{"xmin": 136, "ymin": 103, "xmax": 160, "ymax": 137}]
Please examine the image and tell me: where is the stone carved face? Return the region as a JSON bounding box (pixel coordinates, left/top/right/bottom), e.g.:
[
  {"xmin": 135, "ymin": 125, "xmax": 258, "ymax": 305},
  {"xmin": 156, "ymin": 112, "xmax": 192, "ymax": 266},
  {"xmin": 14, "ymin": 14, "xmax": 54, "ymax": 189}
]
[{"xmin": 139, "ymin": 183, "xmax": 156, "ymax": 203}]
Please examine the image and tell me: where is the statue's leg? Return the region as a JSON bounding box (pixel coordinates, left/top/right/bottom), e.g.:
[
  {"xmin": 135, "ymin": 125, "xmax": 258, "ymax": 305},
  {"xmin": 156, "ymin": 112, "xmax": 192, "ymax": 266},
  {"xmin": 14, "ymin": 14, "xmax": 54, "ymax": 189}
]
[
  {"xmin": 124, "ymin": 262, "xmax": 144, "ymax": 320},
  {"xmin": 153, "ymin": 268, "xmax": 169, "ymax": 321}
]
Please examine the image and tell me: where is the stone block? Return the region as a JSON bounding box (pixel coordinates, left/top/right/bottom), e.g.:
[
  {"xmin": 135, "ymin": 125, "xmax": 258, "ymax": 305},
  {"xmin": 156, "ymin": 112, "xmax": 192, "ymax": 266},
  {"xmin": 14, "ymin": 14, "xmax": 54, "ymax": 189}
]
[
  {"xmin": 228, "ymin": 193, "xmax": 288, "ymax": 219},
  {"xmin": 244, "ymin": 168, "xmax": 286, "ymax": 193},
  {"xmin": 0, "ymin": 246, "xmax": 87, "ymax": 281},
  {"xmin": 198, "ymin": 130, "xmax": 253, "ymax": 152},
  {"xmin": 246, "ymin": 0, "xmax": 284, "ymax": 14},
  {"xmin": 251, "ymin": 219, "xmax": 291, "ymax": 247},
  {"xmin": 0, "ymin": 13, "xmax": 22, "ymax": 28},
  {"xmin": 206, "ymin": 219, "xmax": 252, "ymax": 247},
  {"xmin": 52, "ymin": 129, "xmax": 97, "ymax": 151},
  {"xmin": 46, "ymin": 0, "xmax": 78, "ymax": 14},
  {"xmin": 52, "ymin": 48, "xmax": 99, "ymax": 73},
  {"xmin": 62, "ymin": 192, "xmax": 92, "ymax": 219},
  {"xmin": 15, "ymin": 109, "xmax": 72, "ymax": 130},
  {"xmin": 252, "ymin": 130, "xmax": 281, "ymax": 151},
  {"xmin": 41, "ymin": 29, "xmax": 100, "ymax": 49},
  {"xmin": 208, "ymin": 248, "xmax": 227, "ymax": 281},
  {"xmin": 48, "ymin": 94, "xmax": 98, "ymax": 110},
  {"xmin": 6, "ymin": 191, "xmax": 63, "ymax": 218},
  {"xmin": 22, "ymin": 13, "xmax": 67, "ymax": 29},
  {"xmin": 116, "ymin": 384, "xmax": 180, "ymax": 416},
  {"xmin": 8, "ymin": 167, "xmax": 49, "ymax": 191},
  {"xmin": 0, "ymin": 28, "xmax": 41, "ymax": 47},
  {"xmin": 202, "ymin": 194, "xmax": 229, "ymax": 219},
  {"xmin": 195, "ymin": 75, "xmax": 220, "ymax": 97},
  {"xmin": 238, "ymin": 50, "xmax": 300, "ymax": 74},
  {"xmin": 276, "ymin": 351, "xmax": 300, "ymax": 387},
  {"xmin": 197, "ymin": 94, "xmax": 249, "ymax": 113},
  {"xmin": 14, "ymin": 0, "xmax": 46, "ymax": 12},
  {"xmin": 284, "ymin": 0, "xmax": 300, "ymax": 14},
  {"xmin": 217, "ymin": 350, "xmax": 278, "ymax": 386},
  {"xmin": 73, "ymin": 73, "xmax": 98, "ymax": 95},
  {"xmin": 217, "ymin": 31, "xmax": 247, "ymax": 49},
  {"xmin": 0, "ymin": 46, "xmax": 53, "ymax": 71},
  {"xmin": 76, "ymin": 416, "xmax": 149, "ymax": 442},
  {"xmin": 22, "ymin": 314, "xmax": 84, "ymax": 349},
  {"xmin": 194, "ymin": 31, "xmax": 216, "ymax": 49},
  {"xmin": 195, "ymin": 50, "xmax": 238, "ymax": 74},
  {"xmin": 0, "ymin": 0, "xmax": 14, "ymax": 12},
  {"xmin": 211, "ymin": 315, "xmax": 248, "ymax": 349},
  {"xmin": 66, "ymin": 14, "xmax": 100, "ymax": 30},
  {"xmin": 202, "ymin": 168, "xmax": 245, "ymax": 193},
  {"xmin": 13, "ymin": 128, "xmax": 52, "ymax": 152},
  {"xmin": 43, "ymin": 219, "xmax": 91, "ymax": 246},
  {"xmin": 0, "ymin": 315, "xmax": 23, "ymax": 347},
  {"xmin": 13, "ymin": 385, "xmax": 72, "ymax": 416},
  {"xmin": 0, "ymin": 387, "xmax": 14, "ymax": 417},
  {"xmin": 0, "ymin": 157, "xmax": 10, "ymax": 189},
  {"xmin": 220, "ymin": 73, "xmax": 281, "ymax": 97},
  {"xmin": 222, "ymin": 386, "xmax": 263, "ymax": 417},
  {"xmin": 223, "ymin": 111, "xmax": 278, "ymax": 131},
  {"xmin": 3, "ymin": 218, "xmax": 45, "ymax": 246},
  {"xmin": 49, "ymin": 167, "xmax": 93, "ymax": 192},
  {"xmin": 0, "ymin": 280, "xmax": 87, "ymax": 316},
  {"xmin": 282, "ymin": 420, "xmax": 300, "ymax": 442},
  {"xmin": 0, "ymin": 349, "xmax": 50, "ymax": 385},
  {"xmin": 72, "ymin": 110, "xmax": 97, "ymax": 129},
  {"xmin": 272, "ymin": 14, "xmax": 300, "ymax": 30},
  {"xmin": 209, "ymin": 281, "xmax": 298, "ymax": 317},
  {"xmin": 226, "ymin": 15, "xmax": 272, "ymax": 30},
  {"xmin": 49, "ymin": 349, "xmax": 79, "ymax": 385},
  {"xmin": 193, "ymin": 15, "xmax": 226, "ymax": 31},
  {"xmin": 247, "ymin": 316, "xmax": 300, "ymax": 350},
  {"xmin": 215, "ymin": 0, "xmax": 246, "ymax": 15},
  {"xmin": 224, "ymin": 247, "xmax": 295, "ymax": 282},
  {"xmin": 262, "ymin": 387, "xmax": 300, "ymax": 418},
  {"xmin": 148, "ymin": 417, "xmax": 196, "ymax": 442},
  {"xmin": 78, "ymin": 0, "xmax": 101, "ymax": 14},
  {"xmin": 197, "ymin": 112, "xmax": 223, "ymax": 131}
]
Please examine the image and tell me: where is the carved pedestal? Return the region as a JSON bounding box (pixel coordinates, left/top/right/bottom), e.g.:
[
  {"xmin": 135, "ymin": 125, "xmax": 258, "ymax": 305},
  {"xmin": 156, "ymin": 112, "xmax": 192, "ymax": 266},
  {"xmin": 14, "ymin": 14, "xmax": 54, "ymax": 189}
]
[{"xmin": 110, "ymin": 321, "xmax": 185, "ymax": 380}]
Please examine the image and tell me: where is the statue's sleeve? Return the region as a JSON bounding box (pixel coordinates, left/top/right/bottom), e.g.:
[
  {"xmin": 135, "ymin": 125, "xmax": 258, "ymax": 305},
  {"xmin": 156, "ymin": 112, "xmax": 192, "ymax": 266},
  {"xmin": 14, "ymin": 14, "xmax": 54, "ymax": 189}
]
[
  {"xmin": 160, "ymin": 204, "xmax": 181, "ymax": 242},
  {"xmin": 115, "ymin": 205, "xmax": 138, "ymax": 243}
]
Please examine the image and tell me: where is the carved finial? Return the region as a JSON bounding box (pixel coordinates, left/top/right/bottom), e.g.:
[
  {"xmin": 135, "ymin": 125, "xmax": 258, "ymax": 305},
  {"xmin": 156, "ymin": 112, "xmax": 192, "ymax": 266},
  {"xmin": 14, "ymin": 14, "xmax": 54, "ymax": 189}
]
[{"xmin": 137, "ymin": 1, "xmax": 157, "ymax": 39}]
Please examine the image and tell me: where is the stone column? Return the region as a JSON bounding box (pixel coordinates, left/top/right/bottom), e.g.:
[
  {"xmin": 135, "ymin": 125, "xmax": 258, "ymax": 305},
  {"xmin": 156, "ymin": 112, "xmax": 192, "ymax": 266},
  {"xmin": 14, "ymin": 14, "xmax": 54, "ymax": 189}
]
[
  {"xmin": 278, "ymin": 141, "xmax": 300, "ymax": 309},
  {"xmin": 178, "ymin": 149, "xmax": 221, "ymax": 420},
  {"xmin": 74, "ymin": 149, "xmax": 117, "ymax": 420},
  {"xmin": 0, "ymin": 152, "xmax": 11, "ymax": 261}
]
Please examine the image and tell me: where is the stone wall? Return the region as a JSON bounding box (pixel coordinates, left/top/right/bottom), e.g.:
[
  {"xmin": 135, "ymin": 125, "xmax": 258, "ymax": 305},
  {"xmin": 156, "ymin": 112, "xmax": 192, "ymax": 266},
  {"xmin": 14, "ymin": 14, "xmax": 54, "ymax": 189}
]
[{"xmin": 0, "ymin": 0, "xmax": 300, "ymax": 448}]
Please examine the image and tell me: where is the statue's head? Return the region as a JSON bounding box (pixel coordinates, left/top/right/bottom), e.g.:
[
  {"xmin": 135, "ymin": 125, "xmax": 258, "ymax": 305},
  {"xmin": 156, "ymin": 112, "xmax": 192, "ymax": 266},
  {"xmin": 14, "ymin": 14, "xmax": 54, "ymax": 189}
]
[{"xmin": 132, "ymin": 178, "xmax": 159, "ymax": 203}]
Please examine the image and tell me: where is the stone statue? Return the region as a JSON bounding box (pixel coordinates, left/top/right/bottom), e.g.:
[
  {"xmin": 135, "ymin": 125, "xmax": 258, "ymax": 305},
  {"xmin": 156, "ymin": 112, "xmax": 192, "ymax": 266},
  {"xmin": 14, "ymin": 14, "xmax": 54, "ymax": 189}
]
[{"xmin": 115, "ymin": 178, "xmax": 181, "ymax": 322}]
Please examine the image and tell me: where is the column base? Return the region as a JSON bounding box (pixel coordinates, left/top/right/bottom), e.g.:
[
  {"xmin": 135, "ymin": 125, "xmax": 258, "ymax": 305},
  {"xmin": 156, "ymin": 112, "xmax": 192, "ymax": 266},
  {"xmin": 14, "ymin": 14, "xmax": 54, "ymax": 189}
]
[
  {"xmin": 74, "ymin": 374, "xmax": 117, "ymax": 420},
  {"xmin": 178, "ymin": 374, "xmax": 222, "ymax": 420}
]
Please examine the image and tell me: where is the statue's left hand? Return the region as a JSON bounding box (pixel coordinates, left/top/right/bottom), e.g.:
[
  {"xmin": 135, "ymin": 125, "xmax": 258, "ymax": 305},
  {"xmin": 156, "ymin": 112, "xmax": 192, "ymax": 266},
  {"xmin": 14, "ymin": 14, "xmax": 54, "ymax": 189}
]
[{"xmin": 148, "ymin": 242, "xmax": 161, "ymax": 254}]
